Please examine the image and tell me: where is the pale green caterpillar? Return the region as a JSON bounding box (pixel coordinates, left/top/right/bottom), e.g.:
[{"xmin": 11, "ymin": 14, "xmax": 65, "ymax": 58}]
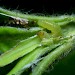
[{"xmin": 38, "ymin": 20, "xmax": 62, "ymax": 37}]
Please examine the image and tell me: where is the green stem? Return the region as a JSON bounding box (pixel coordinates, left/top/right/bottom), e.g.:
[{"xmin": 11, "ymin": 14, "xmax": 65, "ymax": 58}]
[
  {"xmin": 7, "ymin": 47, "xmax": 48, "ymax": 75},
  {"xmin": 31, "ymin": 36, "xmax": 75, "ymax": 75},
  {"xmin": 7, "ymin": 43, "xmax": 60, "ymax": 75},
  {"xmin": 0, "ymin": 35, "xmax": 41, "ymax": 67},
  {"xmin": 0, "ymin": 8, "xmax": 75, "ymax": 24}
]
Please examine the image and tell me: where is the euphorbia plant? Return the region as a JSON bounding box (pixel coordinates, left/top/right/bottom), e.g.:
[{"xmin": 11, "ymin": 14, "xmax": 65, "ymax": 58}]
[{"xmin": 0, "ymin": 7, "xmax": 75, "ymax": 75}]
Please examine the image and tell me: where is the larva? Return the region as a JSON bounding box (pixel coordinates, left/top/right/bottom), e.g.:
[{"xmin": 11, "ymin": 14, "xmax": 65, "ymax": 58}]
[{"xmin": 38, "ymin": 20, "xmax": 62, "ymax": 37}]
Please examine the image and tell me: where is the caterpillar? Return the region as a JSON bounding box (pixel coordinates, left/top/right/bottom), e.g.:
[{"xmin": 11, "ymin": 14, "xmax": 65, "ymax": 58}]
[{"xmin": 37, "ymin": 20, "xmax": 62, "ymax": 37}]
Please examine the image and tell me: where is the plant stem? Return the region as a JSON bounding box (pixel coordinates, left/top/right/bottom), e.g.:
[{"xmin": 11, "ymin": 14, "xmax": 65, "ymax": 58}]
[
  {"xmin": 31, "ymin": 35, "xmax": 75, "ymax": 75},
  {"xmin": 0, "ymin": 8, "xmax": 75, "ymax": 25},
  {"xmin": 7, "ymin": 43, "xmax": 60, "ymax": 75},
  {"xmin": 0, "ymin": 35, "xmax": 41, "ymax": 67}
]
